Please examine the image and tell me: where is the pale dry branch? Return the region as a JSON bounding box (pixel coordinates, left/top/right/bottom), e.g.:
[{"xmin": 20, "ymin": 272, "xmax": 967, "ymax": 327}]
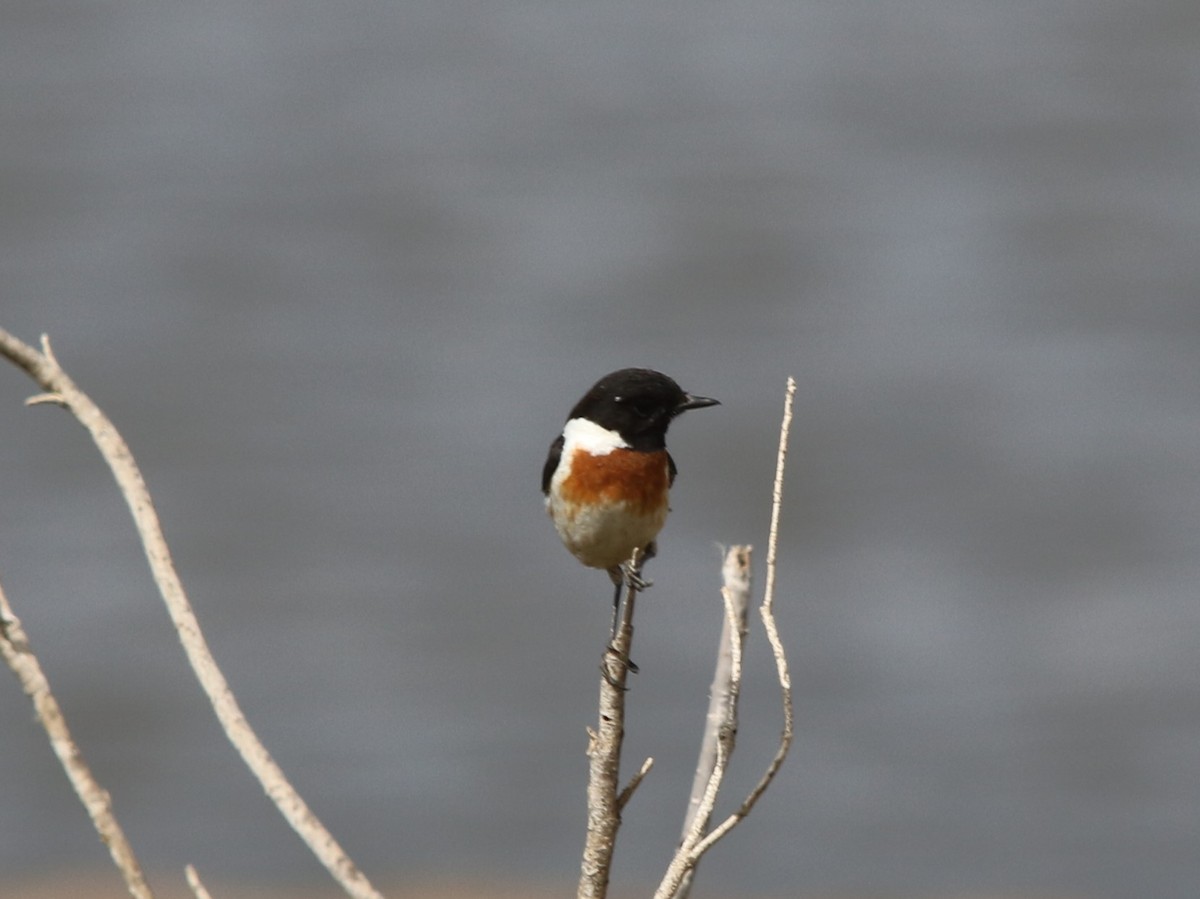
[
  {"xmin": 616, "ymin": 756, "xmax": 655, "ymax": 812},
  {"xmin": 577, "ymin": 547, "xmax": 644, "ymax": 899},
  {"xmin": 0, "ymin": 327, "xmax": 383, "ymax": 899},
  {"xmin": 0, "ymin": 575, "xmax": 154, "ymax": 899},
  {"xmin": 655, "ymin": 377, "xmax": 797, "ymax": 899},
  {"xmin": 671, "ymin": 544, "xmax": 753, "ymax": 899},
  {"xmin": 184, "ymin": 864, "xmax": 214, "ymax": 899}
]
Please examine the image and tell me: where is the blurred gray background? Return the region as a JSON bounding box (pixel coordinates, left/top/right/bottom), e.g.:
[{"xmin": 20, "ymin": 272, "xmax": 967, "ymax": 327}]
[{"xmin": 2, "ymin": 2, "xmax": 1198, "ymax": 897}]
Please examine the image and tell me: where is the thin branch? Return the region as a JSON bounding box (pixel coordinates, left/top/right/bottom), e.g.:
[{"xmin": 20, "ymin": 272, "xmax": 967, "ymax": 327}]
[
  {"xmin": 655, "ymin": 377, "xmax": 797, "ymax": 899},
  {"xmin": 184, "ymin": 864, "xmax": 214, "ymax": 899},
  {"xmin": 692, "ymin": 376, "xmax": 796, "ymax": 847},
  {"xmin": 578, "ymin": 548, "xmax": 644, "ymax": 899},
  {"xmin": 671, "ymin": 544, "xmax": 752, "ymax": 899},
  {"xmin": 0, "ymin": 327, "xmax": 384, "ymax": 899},
  {"xmin": 616, "ymin": 756, "xmax": 655, "ymax": 812},
  {"xmin": 0, "ymin": 575, "xmax": 155, "ymax": 899}
]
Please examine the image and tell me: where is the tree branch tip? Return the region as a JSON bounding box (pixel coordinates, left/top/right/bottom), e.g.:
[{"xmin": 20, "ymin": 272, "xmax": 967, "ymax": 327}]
[
  {"xmin": 26, "ymin": 392, "xmax": 66, "ymax": 408},
  {"xmin": 617, "ymin": 756, "xmax": 655, "ymax": 810},
  {"xmin": 39, "ymin": 333, "xmax": 57, "ymax": 361},
  {"xmin": 185, "ymin": 863, "xmax": 214, "ymax": 899}
]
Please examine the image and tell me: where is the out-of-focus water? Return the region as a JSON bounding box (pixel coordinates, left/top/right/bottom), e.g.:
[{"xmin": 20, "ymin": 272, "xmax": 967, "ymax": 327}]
[{"xmin": 2, "ymin": 2, "xmax": 1198, "ymax": 896}]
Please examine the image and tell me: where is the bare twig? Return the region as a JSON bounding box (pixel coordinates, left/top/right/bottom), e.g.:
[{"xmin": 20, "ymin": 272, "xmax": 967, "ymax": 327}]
[
  {"xmin": 0, "ymin": 575, "xmax": 155, "ymax": 899},
  {"xmin": 655, "ymin": 377, "xmax": 796, "ymax": 899},
  {"xmin": 617, "ymin": 756, "xmax": 655, "ymax": 812},
  {"xmin": 578, "ymin": 547, "xmax": 644, "ymax": 899},
  {"xmin": 672, "ymin": 544, "xmax": 752, "ymax": 899},
  {"xmin": 0, "ymin": 327, "xmax": 384, "ymax": 899},
  {"xmin": 184, "ymin": 864, "xmax": 214, "ymax": 899}
]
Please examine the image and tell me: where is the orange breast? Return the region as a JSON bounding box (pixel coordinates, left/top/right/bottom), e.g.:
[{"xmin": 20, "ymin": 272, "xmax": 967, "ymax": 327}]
[{"xmin": 558, "ymin": 447, "xmax": 670, "ymax": 516}]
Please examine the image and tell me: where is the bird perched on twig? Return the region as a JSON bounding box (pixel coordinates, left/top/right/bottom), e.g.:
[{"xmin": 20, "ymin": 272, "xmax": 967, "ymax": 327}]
[{"xmin": 542, "ymin": 368, "xmax": 719, "ymax": 641}]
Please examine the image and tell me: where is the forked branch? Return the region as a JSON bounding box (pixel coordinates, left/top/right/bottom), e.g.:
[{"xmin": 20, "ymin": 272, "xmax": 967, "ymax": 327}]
[{"xmin": 655, "ymin": 376, "xmax": 796, "ymax": 899}]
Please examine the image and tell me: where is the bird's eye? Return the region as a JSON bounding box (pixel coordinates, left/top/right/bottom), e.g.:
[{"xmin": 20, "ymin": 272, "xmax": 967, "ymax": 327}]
[{"xmin": 631, "ymin": 400, "xmax": 660, "ymax": 418}]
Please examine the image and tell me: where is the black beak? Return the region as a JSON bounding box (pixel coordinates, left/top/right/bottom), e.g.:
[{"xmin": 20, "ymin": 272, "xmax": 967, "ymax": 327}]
[{"xmin": 676, "ymin": 393, "xmax": 720, "ymax": 414}]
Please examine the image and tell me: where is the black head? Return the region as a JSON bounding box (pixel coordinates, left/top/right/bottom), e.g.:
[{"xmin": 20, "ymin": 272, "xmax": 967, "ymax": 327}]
[{"xmin": 567, "ymin": 368, "xmax": 719, "ymax": 450}]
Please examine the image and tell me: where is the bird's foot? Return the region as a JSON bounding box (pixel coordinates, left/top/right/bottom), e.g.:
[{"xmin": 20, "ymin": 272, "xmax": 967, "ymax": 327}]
[{"xmin": 620, "ymin": 562, "xmax": 652, "ymax": 592}]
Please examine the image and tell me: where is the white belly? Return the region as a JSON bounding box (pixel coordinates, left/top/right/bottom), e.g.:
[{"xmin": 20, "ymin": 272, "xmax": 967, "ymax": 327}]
[{"xmin": 547, "ymin": 493, "xmax": 667, "ymax": 571}]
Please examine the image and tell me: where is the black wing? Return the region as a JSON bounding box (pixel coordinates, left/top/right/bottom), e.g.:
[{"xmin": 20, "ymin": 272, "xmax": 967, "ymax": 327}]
[
  {"xmin": 667, "ymin": 451, "xmax": 678, "ymax": 487},
  {"xmin": 541, "ymin": 434, "xmax": 565, "ymax": 495}
]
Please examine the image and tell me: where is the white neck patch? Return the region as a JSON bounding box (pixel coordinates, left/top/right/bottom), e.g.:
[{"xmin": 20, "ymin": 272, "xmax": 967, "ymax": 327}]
[{"xmin": 561, "ymin": 417, "xmax": 629, "ymax": 456}]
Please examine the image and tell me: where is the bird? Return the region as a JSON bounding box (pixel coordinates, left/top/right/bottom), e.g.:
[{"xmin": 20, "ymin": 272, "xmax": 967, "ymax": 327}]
[{"xmin": 542, "ymin": 368, "xmax": 719, "ymax": 641}]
